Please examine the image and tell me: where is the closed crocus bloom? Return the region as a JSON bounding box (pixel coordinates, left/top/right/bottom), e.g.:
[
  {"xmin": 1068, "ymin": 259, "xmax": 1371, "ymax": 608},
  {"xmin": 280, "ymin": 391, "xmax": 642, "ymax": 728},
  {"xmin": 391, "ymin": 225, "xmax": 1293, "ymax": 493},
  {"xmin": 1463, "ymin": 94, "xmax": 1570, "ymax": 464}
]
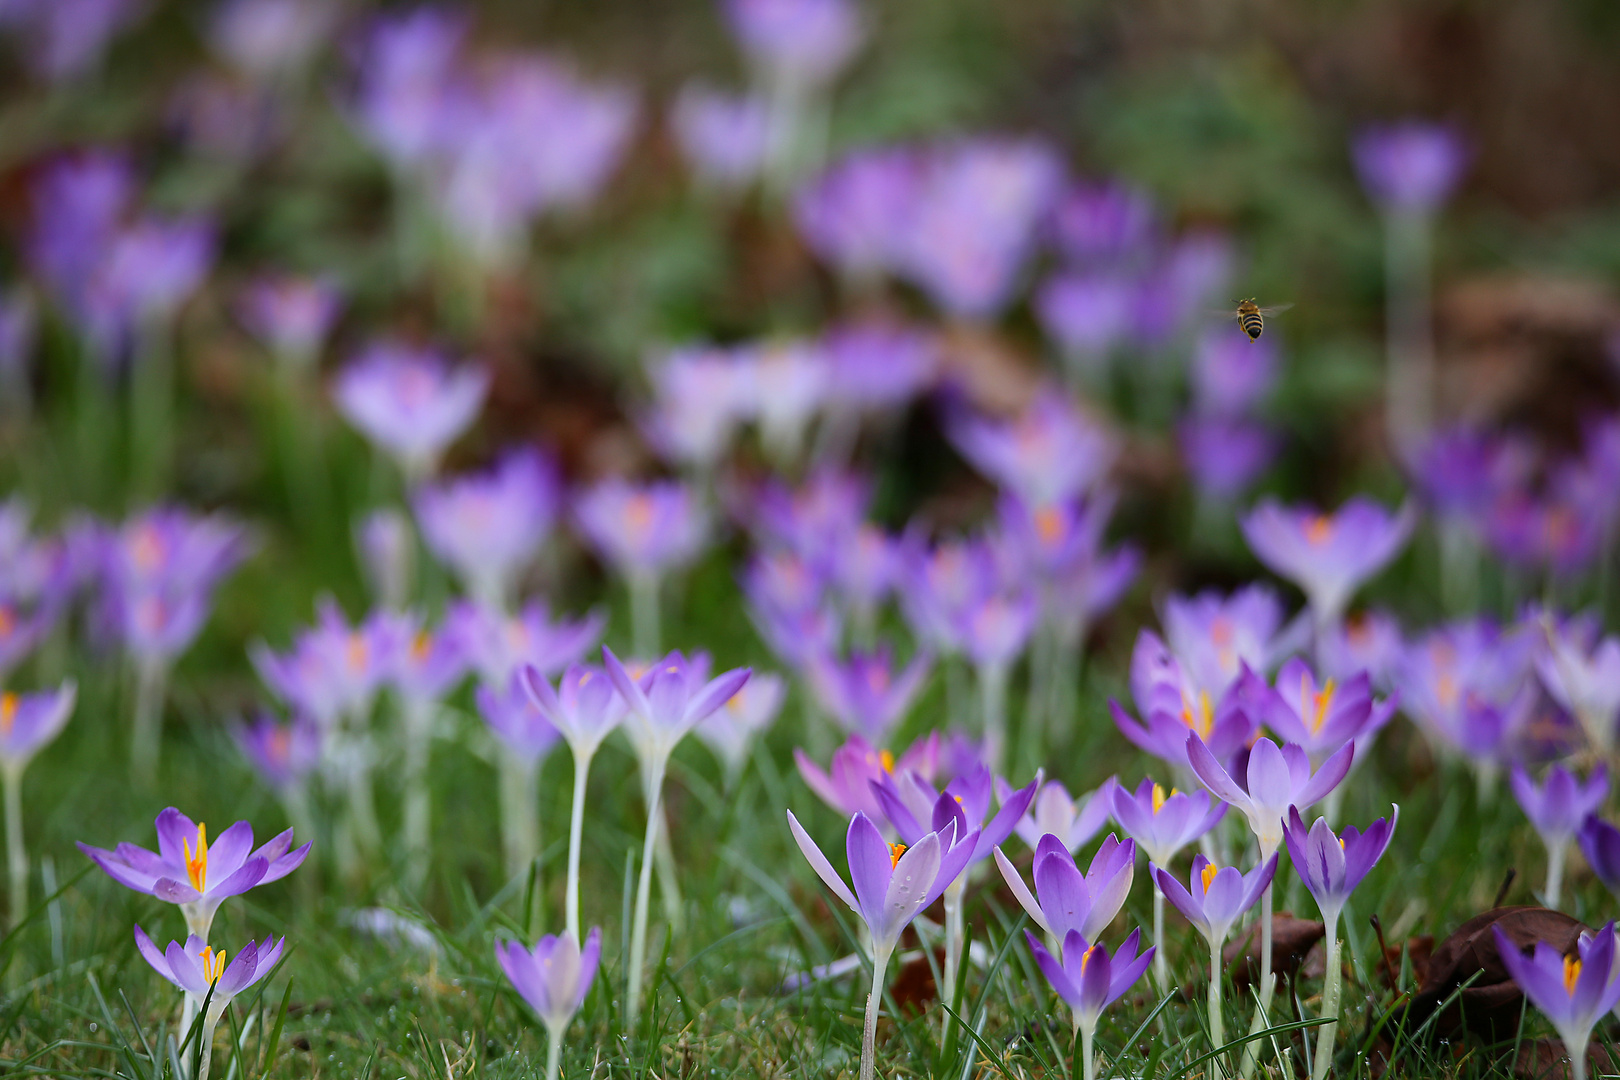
[
  {"xmin": 236, "ymin": 275, "xmax": 340, "ymax": 367},
  {"xmin": 1188, "ymin": 734, "xmax": 1352, "ymax": 858},
  {"xmin": 354, "ymin": 508, "xmax": 414, "ymax": 611},
  {"xmin": 414, "ymin": 449, "xmax": 561, "ymax": 610},
  {"xmin": 994, "ymin": 833, "xmax": 1136, "ymax": 944},
  {"xmin": 998, "ymin": 777, "xmax": 1114, "ymax": 853},
  {"xmin": 1109, "ymin": 778, "xmax": 1226, "ymax": 871},
  {"xmin": 573, "ymin": 477, "xmax": 708, "ymax": 581},
  {"xmin": 804, "ymin": 643, "xmax": 931, "ymax": 743},
  {"xmin": 1162, "ymin": 586, "xmax": 1285, "ymax": 702},
  {"xmin": 948, "ymin": 390, "xmax": 1117, "ymax": 507},
  {"xmin": 1353, "ymin": 122, "xmax": 1468, "ymax": 216},
  {"xmin": 333, "ymin": 341, "xmax": 489, "ymax": 481},
  {"xmin": 1494, "ymin": 921, "xmax": 1620, "ymax": 1080},
  {"xmin": 1511, "ymin": 765, "xmax": 1608, "ymax": 909},
  {"xmin": 793, "ymin": 731, "xmax": 940, "ymax": 822},
  {"xmin": 496, "ymin": 928, "xmax": 602, "ymax": 1080},
  {"xmin": 210, "ymin": 0, "xmax": 333, "ymax": 81},
  {"xmin": 1578, "ymin": 816, "xmax": 1620, "ymax": 902},
  {"xmin": 0, "ymin": 681, "xmax": 76, "ymax": 773},
  {"xmin": 80, "ymin": 807, "xmax": 309, "ymax": 940},
  {"xmin": 1536, "ymin": 626, "xmax": 1620, "ymax": 755},
  {"xmin": 1026, "ymin": 928, "xmax": 1153, "ymax": 1080},
  {"xmin": 695, "ymin": 671, "xmax": 786, "ymax": 779},
  {"xmin": 1241, "ymin": 498, "xmax": 1416, "ymax": 628},
  {"xmin": 724, "ymin": 0, "xmax": 863, "ymax": 89},
  {"xmin": 670, "ymin": 84, "xmax": 771, "ymax": 190}
]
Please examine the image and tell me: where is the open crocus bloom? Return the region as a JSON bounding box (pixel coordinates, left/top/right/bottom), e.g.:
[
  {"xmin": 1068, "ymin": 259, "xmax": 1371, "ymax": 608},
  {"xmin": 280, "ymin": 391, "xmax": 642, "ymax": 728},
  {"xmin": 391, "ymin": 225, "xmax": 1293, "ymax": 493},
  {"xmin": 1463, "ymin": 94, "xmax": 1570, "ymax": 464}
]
[
  {"xmin": 1154, "ymin": 853, "xmax": 1277, "ymax": 946},
  {"xmin": 1494, "ymin": 920, "xmax": 1620, "ymax": 1075},
  {"xmin": 1108, "ymin": 778, "xmax": 1226, "ymax": 870},
  {"xmin": 603, "ymin": 647, "xmax": 750, "ymax": 772},
  {"xmin": 572, "ymin": 478, "xmax": 708, "ymax": 581},
  {"xmin": 872, "ymin": 762, "xmax": 1037, "ymax": 867},
  {"xmin": 1511, "ymin": 765, "xmax": 1608, "ymax": 851},
  {"xmin": 413, "ymin": 448, "xmax": 560, "ymax": 608},
  {"xmin": 1025, "ymin": 927, "xmax": 1153, "ymax": 1039},
  {"xmin": 0, "ymin": 680, "xmax": 77, "ymax": 772},
  {"xmin": 1240, "ymin": 497, "xmax": 1415, "ymax": 624},
  {"xmin": 994, "ymin": 833, "xmax": 1135, "ymax": 942},
  {"xmin": 793, "ymin": 731, "xmax": 940, "ymax": 822},
  {"xmin": 1187, "ymin": 733, "xmax": 1352, "ymax": 857},
  {"xmin": 496, "ymin": 927, "xmax": 601, "ymax": 1035},
  {"xmin": 786, "ymin": 809, "xmax": 976, "ymax": 960},
  {"xmin": 80, "ymin": 808, "xmax": 309, "ymax": 937},
  {"xmin": 1283, "ymin": 806, "xmax": 1398, "ymax": 924},
  {"xmin": 998, "ymin": 776, "xmax": 1114, "ymax": 853},
  {"xmin": 332, "ymin": 341, "xmax": 489, "ymax": 479},
  {"xmin": 135, "ymin": 926, "xmax": 284, "ymax": 1014},
  {"xmin": 521, "ymin": 663, "xmax": 626, "ymax": 757},
  {"xmin": 803, "ymin": 643, "xmax": 931, "ymax": 743},
  {"xmin": 1257, "ymin": 660, "xmax": 1390, "ymax": 766}
]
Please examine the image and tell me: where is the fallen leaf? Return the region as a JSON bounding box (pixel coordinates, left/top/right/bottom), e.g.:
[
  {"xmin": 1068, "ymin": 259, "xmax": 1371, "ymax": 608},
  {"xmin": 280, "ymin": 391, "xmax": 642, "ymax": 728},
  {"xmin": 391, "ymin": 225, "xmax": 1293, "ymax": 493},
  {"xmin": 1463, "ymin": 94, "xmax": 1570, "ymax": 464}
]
[
  {"xmin": 1222, "ymin": 913, "xmax": 1326, "ymax": 991},
  {"xmin": 889, "ymin": 947, "xmax": 944, "ymax": 1015},
  {"xmin": 1512, "ymin": 1038, "xmax": 1615, "ymax": 1080}
]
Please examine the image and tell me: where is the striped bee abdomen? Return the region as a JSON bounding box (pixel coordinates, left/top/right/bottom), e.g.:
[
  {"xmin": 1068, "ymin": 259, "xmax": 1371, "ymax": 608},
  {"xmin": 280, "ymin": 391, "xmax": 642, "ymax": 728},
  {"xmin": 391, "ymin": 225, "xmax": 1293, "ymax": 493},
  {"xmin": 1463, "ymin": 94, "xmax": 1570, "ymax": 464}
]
[{"xmin": 1240, "ymin": 311, "xmax": 1264, "ymax": 340}]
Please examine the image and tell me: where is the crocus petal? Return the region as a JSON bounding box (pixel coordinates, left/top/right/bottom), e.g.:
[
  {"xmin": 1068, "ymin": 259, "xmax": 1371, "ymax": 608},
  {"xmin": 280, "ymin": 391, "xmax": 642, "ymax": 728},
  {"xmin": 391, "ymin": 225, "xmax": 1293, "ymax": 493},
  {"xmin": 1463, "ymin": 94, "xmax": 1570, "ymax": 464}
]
[
  {"xmin": 687, "ymin": 668, "xmax": 753, "ymax": 723},
  {"xmin": 1026, "ymin": 928, "xmax": 1080, "ymax": 1005},
  {"xmin": 1034, "ymin": 850, "xmax": 1092, "ymax": 940},
  {"xmin": 785, "ymin": 810, "xmax": 859, "ymax": 913},
  {"xmin": 204, "ymin": 820, "xmax": 256, "ymax": 880},
  {"xmin": 151, "ymin": 877, "xmax": 205, "ymax": 904},
  {"xmin": 217, "ymin": 938, "xmax": 260, "ymax": 997},
  {"xmin": 1186, "ymin": 733, "xmax": 1248, "ymax": 807},
  {"xmin": 155, "ymin": 807, "xmax": 199, "ymax": 868},
  {"xmin": 846, "ymin": 811, "xmax": 894, "ymax": 925},
  {"xmin": 1244, "ymin": 738, "xmax": 1293, "ymax": 809},
  {"xmin": 874, "ymin": 832, "xmax": 941, "ymax": 949},
  {"xmin": 164, "ymin": 938, "xmax": 211, "ymax": 998},
  {"xmin": 134, "ymin": 925, "xmax": 177, "ymax": 987},
  {"xmin": 204, "ymin": 855, "xmax": 270, "ymax": 901},
  {"xmin": 601, "ymin": 646, "xmax": 651, "ymax": 717},
  {"xmin": 576, "ymin": 928, "xmax": 602, "ymax": 1013},
  {"xmin": 1152, "ymin": 862, "xmax": 1206, "ymax": 934},
  {"xmin": 1295, "ymin": 740, "xmax": 1354, "ymax": 808},
  {"xmin": 993, "ymin": 846, "xmax": 1051, "ymax": 935}
]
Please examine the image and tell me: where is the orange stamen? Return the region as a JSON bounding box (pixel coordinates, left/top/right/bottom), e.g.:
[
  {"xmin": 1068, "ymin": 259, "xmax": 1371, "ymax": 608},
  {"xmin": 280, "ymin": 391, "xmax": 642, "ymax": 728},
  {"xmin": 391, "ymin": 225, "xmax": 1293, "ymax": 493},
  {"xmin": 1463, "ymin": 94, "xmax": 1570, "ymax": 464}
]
[
  {"xmin": 1151, "ymin": 783, "xmax": 1167, "ymax": 814},
  {"xmin": 1181, "ymin": 691, "xmax": 1214, "ymax": 738},
  {"xmin": 1305, "ymin": 516, "xmax": 1333, "ymax": 545},
  {"xmin": 346, "ymin": 634, "xmax": 368, "ymax": 672},
  {"xmin": 889, "ymin": 843, "xmax": 907, "ymax": 868},
  {"xmin": 1200, "ymin": 863, "xmax": 1219, "ymax": 895},
  {"xmin": 1034, "ymin": 506, "xmax": 1064, "ymax": 546},
  {"xmin": 199, "ymin": 945, "xmax": 227, "ymax": 985},
  {"xmin": 1303, "ymin": 676, "xmax": 1336, "ymax": 733},
  {"xmin": 879, "ymin": 749, "xmax": 895, "ymax": 773},
  {"xmin": 1565, "ymin": 955, "xmax": 1582, "ymax": 996},
  {"xmin": 0, "ymin": 692, "xmax": 16, "ymax": 736},
  {"xmin": 0, "ymin": 605, "xmax": 14, "ymax": 638},
  {"xmin": 184, "ymin": 824, "xmax": 208, "ymax": 892},
  {"xmin": 1080, "ymin": 944, "xmax": 1099, "ymax": 975}
]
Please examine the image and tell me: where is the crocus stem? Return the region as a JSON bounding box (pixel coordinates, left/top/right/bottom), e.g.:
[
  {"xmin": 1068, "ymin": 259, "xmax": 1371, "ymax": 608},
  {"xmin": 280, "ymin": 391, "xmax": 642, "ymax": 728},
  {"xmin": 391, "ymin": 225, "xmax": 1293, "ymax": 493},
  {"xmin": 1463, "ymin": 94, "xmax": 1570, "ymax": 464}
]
[
  {"xmin": 1546, "ymin": 839, "xmax": 1567, "ymax": 910},
  {"xmin": 544, "ymin": 1025, "xmax": 563, "ymax": 1080},
  {"xmin": 942, "ymin": 879, "xmax": 965, "ymax": 1038},
  {"xmin": 1571, "ymin": 1042, "xmax": 1589, "ymax": 1080},
  {"xmin": 131, "ymin": 661, "xmax": 168, "ymax": 785},
  {"xmin": 1079, "ymin": 1017, "xmax": 1097, "ymax": 1080},
  {"xmin": 499, "ymin": 756, "xmax": 539, "ymax": 883},
  {"xmin": 859, "ymin": 946, "xmax": 893, "ymax": 1080},
  {"xmin": 629, "ymin": 571, "xmax": 660, "ymax": 660},
  {"xmin": 565, "ymin": 745, "xmax": 594, "ymax": 942},
  {"xmin": 402, "ymin": 702, "xmax": 433, "ymax": 889},
  {"xmin": 1312, "ymin": 917, "xmax": 1341, "ymax": 1080},
  {"xmin": 654, "ymin": 804, "xmax": 683, "ymax": 931},
  {"xmin": 1240, "ymin": 883, "xmax": 1275, "ymax": 1077},
  {"xmin": 1382, "ymin": 209, "xmax": 1435, "ymax": 458},
  {"xmin": 131, "ymin": 322, "xmax": 175, "ymax": 498},
  {"xmin": 195, "ymin": 1010, "xmax": 219, "ymax": 1080},
  {"xmin": 979, "ymin": 662, "xmax": 1008, "ymax": 778},
  {"xmin": 1208, "ymin": 935, "xmax": 1225, "ymax": 1078},
  {"xmin": 627, "ymin": 759, "xmax": 666, "ymax": 1029},
  {"xmin": 4, "ymin": 765, "xmax": 25, "ymax": 930},
  {"xmin": 1152, "ymin": 882, "xmax": 1167, "ymax": 992}
]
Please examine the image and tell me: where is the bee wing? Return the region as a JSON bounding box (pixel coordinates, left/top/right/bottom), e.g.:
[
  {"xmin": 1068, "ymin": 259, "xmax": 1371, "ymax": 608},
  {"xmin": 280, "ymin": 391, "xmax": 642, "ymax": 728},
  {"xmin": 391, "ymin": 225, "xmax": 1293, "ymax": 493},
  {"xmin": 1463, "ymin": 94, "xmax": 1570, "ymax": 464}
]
[
  {"xmin": 1256, "ymin": 303, "xmax": 1294, "ymax": 316},
  {"xmin": 1206, "ymin": 308, "xmax": 1242, "ymax": 320}
]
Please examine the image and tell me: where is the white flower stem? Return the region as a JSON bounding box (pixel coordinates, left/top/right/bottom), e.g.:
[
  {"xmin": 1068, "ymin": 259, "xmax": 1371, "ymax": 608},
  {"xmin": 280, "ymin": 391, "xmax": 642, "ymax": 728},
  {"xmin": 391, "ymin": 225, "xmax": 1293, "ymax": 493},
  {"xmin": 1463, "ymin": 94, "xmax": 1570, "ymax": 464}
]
[
  {"xmin": 565, "ymin": 745, "xmax": 594, "ymax": 943},
  {"xmin": 630, "ymin": 572, "xmax": 661, "ymax": 660},
  {"xmin": 544, "ymin": 1025, "xmax": 563, "ymax": 1080},
  {"xmin": 626, "ymin": 758, "xmax": 666, "ymax": 1029},
  {"xmin": 1208, "ymin": 935, "xmax": 1225, "ymax": 1079},
  {"xmin": 195, "ymin": 1011, "xmax": 219, "ymax": 1080},
  {"xmin": 942, "ymin": 879, "xmax": 965, "ymax": 1038},
  {"xmin": 1152, "ymin": 882, "xmax": 1167, "ymax": 992},
  {"xmin": 1240, "ymin": 883, "xmax": 1275, "ymax": 1077},
  {"xmin": 1382, "ymin": 209, "xmax": 1435, "ymax": 458},
  {"xmin": 979, "ymin": 662, "xmax": 1009, "ymax": 778},
  {"xmin": 499, "ymin": 756, "xmax": 539, "ymax": 884},
  {"xmin": 131, "ymin": 661, "xmax": 168, "ymax": 785},
  {"xmin": 1546, "ymin": 840, "xmax": 1567, "ymax": 910},
  {"xmin": 4, "ymin": 765, "xmax": 25, "ymax": 930},
  {"xmin": 859, "ymin": 946, "xmax": 893, "ymax": 1080},
  {"xmin": 1312, "ymin": 917, "xmax": 1341, "ymax": 1080},
  {"xmin": 1080, "ymin": 1016, "xmax": 1098, "ymax": 1080},
  {"xmin": 401, "ymin": 702, "xmax": 433, "ymax": 890}
]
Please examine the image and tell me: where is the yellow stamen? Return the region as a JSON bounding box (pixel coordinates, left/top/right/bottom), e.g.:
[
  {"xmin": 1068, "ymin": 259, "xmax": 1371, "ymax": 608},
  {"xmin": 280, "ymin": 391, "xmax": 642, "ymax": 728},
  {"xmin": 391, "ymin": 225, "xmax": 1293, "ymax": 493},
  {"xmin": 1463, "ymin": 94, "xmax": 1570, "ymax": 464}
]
[
  {"xmin": 411, "ymin": 631, "xmax": 432, "ymax": 661},
  {"xmin": 1565, "ymin": 955, "xmax": 1582, "ymax": 996},
  {"xmin": 1181, "ymin": 691, "xmax": 1214, "ymax": 738},
  {"xmin": 879, "ymin": 749, "xmax": 895, "ymax": 773},
  {"xmin": 199, "ymin": 945, "xmax": 227, "ymax": 985},
  {"xmin": 1151, "ymin": 783, "xmax": 1167, "ymax": 814},
  {"xmin": 1080, "ymin": 944, "xmax": 1100, "ymax": 975},
  {"xmin": 1200, "ymin": 863, "xmax": 1219, "ymax": 895},
  {"xmin": 1034, "ymin": 506, "xmax": 1064, "ymax": 546},
  {"xmin": 1303, "ymin": 676, "xmax": 1336, "ymax": 733},
  {"xmin": 624, "ymin": 494, "xmax": 655, "ymax": 533},
  {"xmin": 889, "ymin": 843, "xmax": 907, "ymax": 868},
  {"xmin": 346, "ymin": 634, "xmax": 368, "ymax": 672},
  {"xmin": 1306, "ymin": 516, "xmax": 1333, "ymax": 545},
  {"xmin": 0, "ymin": 692, "xmax": 16, "ymax": 736},
  {"xmin": 1337, "ymin": 836, "xmax": 1345, "ymax": 851},
  {"xmin": 184, "ymin": 824, "xmax": 208, "ymax": 892}
]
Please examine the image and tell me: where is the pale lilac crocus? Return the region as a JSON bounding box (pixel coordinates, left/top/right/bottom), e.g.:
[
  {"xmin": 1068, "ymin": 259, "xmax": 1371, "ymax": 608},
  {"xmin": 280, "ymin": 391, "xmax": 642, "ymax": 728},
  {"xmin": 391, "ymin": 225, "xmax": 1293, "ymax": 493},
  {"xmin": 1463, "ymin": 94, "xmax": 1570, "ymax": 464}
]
[
  {"xmin": 231, "ymin": 710, "xmax": 320, "ymax": 856},
  {"xmin": 522, "ymin": 663, "xmax": 627, "ymax": 941},
  {"xmin": 80, "ymin": 807, "xmax": 309, "ymax": 941},
  {"xmin": 644, "ymin": 345, "xmax": 754, "ymax": 470},
  {"xmin": 332, "ymin": 341, "xmax": 489, "ymax": 481},
  {"xmin": 786, "ymin": 809, "xmax": 976, "ymax": 1080},
  {"xmin": 1396, "ymin": 619, "xmax": 1537, "ymax": 790},
  {"xmin": 1494, "ymin": 921, "xmax": 1620, "ymax": 1080},
  {"xmin": 695, "ymin": 671, "xmax": 786, "ymax": 782},
  {"xmin": 1318, "ymin": 610, "xmax": 1405, "ymax": 690},
  {"xmin": 210, "ymin": 0, "xmax": 333, "ymax": 81},
  {"xmin": 1162, "ymin": 585, "xmax": 1286, "ymax": 702},
  {"xmin": 496, "ymin": 927, "xmax": 602, "ymax": 1080},
  {"xmin": 1110, "ymin": 778, "xmax": 1227, "ymax": 988},
  {"xmin": 415, "ymin": 449, "xmax": 561, "ymax": 610},
  {"xmin": 671, "ymin": 84, "xmax": 771, "ymax": 191},
  {"xmin": 574, "ymin": 478, "xmax": 708, "ymax": 656},
  {"xmin": 1036, "ymin": 271, "xmax": 1138, "ymax": 381},
  {"xmin": 1179, "ymin": 417, "xmax": 1276, "ymax": 504},
  {"xmin": 793, "ymin": 732, "xmax": 941, "ymax": 823},
  {"xmin": 135, "ymin": 927, "xmax": 285, "ymax": 1080},
  {"xmin": 1536, "ymin": 623, "xmax": 1620, "ymax": 756},
  {"xmin": 447, "ymin": 599, "xmax": 605, "ymax": 691},
  {"xmin": 804, "ymin": 644, "xmax": 931, "ymax": 744},
  {"xmin": 1258, "ymin": 660, "xmax": 1393, "ymax": 769},
  {"xmin": 1284, "ymin": 806, "xmax": 1398, "ymax": 1080},
  {"xmin": 994, "ymin": 833, "xmax": 1137, "ymax": 946},
  {"xmin": 1510, "ymin": 765, "xmax": 1608, "ymax": 909},
  {"xmin": 1353, "ymin": 122, "xmax": 1469, "ymax": 217},
  {"xmin": 1241, "ymin": 497, "xmax": 1416, "ymax": 641},
  {"xmin": 1026, "ymin": 928, "xmax": 1154, "ymax": 1080},
  {"xmin": 476, "ymin": 673, "xmax": 561, "ymax": 879},
  {"xmin": 237, "ymin": 275, "xmax": 340, "ymax": 370},
  {"xmin": 792, "ymin": 146, "xmax": 918, "ymax": 282},
  {"xmin": 603, "ymin": 646, "xmax": 749, "ymax": 1023},
  {"xmin": 948, "ymin": 390, "xmax": 1117, "ymax": 507},
  {"xmin": 820, "ymin": 319, "xmax": 939, "ymax": 416},
  {"xmin": 1154, "ymin": 853, "xmax": 1278, "ymax": 1052},
  {"xmin": 999, "ymin": 777, "xmax": 1114, "ymax": 854},
  {"xmin": 0, "ymin": 681, "xmax": 76, "ymax": 925},
  {"xmin": 725, "ymin": 0, "xmax": 863, "ymax": 91},
  {"xmin": 745, "ymin": 339, "xmax": 830, "ymax": 464}
]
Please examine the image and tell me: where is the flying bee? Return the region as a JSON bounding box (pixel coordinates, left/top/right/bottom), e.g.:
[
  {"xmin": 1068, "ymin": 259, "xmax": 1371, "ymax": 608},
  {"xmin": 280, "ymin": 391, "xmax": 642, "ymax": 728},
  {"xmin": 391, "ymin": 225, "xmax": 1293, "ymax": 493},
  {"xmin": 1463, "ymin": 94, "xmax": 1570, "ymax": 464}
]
[{"xmin": 1219, "ymin": 298, "xmax": 1293, "ymax": 341}]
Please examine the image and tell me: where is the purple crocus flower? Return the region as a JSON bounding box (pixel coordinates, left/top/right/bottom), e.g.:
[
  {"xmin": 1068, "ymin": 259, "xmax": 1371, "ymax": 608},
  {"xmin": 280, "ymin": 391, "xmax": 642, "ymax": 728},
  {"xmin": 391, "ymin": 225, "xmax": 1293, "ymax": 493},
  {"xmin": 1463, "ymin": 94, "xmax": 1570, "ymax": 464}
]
[
  {"xmin": 521, "ymin": 663, "xmax": 626, "ymax": 759},
  {"xmin": 1187, "ymin": 733, "xmax": 1353, "ymax": 857},
  {"xmin": 1536, "ymin": 625, "xmax": 1620, "ymax": 755},
  {"xmin": 956, "ymin": 585, "xmax": 1039, "ymax": 674},
  {"xmin": 804, "ymin": 644, "xmax": 931, "ymax": 743},
  {"xmin": 27, "ymin": 150, "xmax": 133, "ymax": 330},
  {"xmin": 332, "ymin": 341, "xmax": 489, "ymax": 480},
  {"xmin": 1577, "ymin": 816, "xmax": 1620, "ymax": 902},
  {"xmin": 1155, "ymin": 853, "xmax": 1277, "ymax": 946},
  {"xmin": 872, "ymin": 762, "xmax": 1038, "ymax": 870},
  {"xmin": 820, "ymin": 319, "xmax": 939, "ymax": 414},
  {"xmin": 997, "ymin": 777, "xmax": 1114, "ymax": 853},
  {"xmin": 1493, "ymin": 921, "xmax": 1620, "ymax": 1080},
  {"xmin": 134, "ymin": 926, "xmax": 284, "ymax": 1013},
  {"xmin": 80, "ymin": 807, "xmax": 309, "ymax": 938},
  {"xmin": 1109, "ymin": 778, "xmax": 1226, "ymax": 871},
  {"xmin": 644, "ymin": 345, "xmax": 753, "ymax": 469},
  {"xmin": 1258, "ymin": 660, "xmax": 1394, "ymax": 768},
  {"xmin": 1049, "ymin": 180, "xmax": 1157, "ymax": 265},
  {"xmin": 252, "ymin": 599, "xmax": 402, "ymax": 725},
  {"xmin": 1510, "ymin": 765, "xmax": 1608, "ymax": 908},
  {"xmin": 723, "ymin": 0, "xmax": 863, "ymax": 89},
  {"xmin": 1353, "ymin": 122, "xmax": 1469, "ymax": 216},
  {"xmin": 236, "ymin": 275, "xmax": 340, "ymax": 367},
  {"xmin": 1407, "ymin": 425, "xmax": 1532, "ymax": 524},
  {"xmin": 496, "ymin": 927, "xmax": 602, "ymax": 1078},
  {"xmin": 1396, "ymin": 619, "xmax": 1537, "ymax": 777},
  {"xmin": 386, "ymin": 615, "xmax": 468, "ymax": 712},
  {"xmin": 0, "ymin": 681, "xmax": 75, "ymax": 773},
  {"xmin": 414, "ymin": 449, "xmax": 561, "ymax": 609},
  {"xmin": 349, "ymin": 6, "xmax": 467, "ymax": 170},
  {"xmin": 1283, "ymin": 806, "xmax": 1398, "ymax": 925},
  {"xmin": 696, "ymin": 671, "xmax": 786, "ymax": 779},
  {"xmin": 793, "ymin": 146, "xmax": 918, "ymax": 281},
  {"xmin": 793, "ymin": 732, "xmax": 941, "ymax": 822},
  {"xmin": 476, "ymin": 673, "xmax": 561, "ymax": 764},
  {"xmin": 948, "ymin": 390, "xmax": 1116, "ymax": 506},
  {"xmin": 1162, "ymin": 585, "xmax": 1285, "ymax": 701},
  {"xmin": 1109, "ymin": 688, "xmax": 1257, "ymax": 790},
  {"xmin": 1179, "ymin": 416, "xmax": 1276, "ymax": 503},
  {"xmin": 604, "ymin": 647, "xmax": 750, "ymax": 776},
  {"xmin": 750, "ymin": 468, "xmax": 868, "ymax": 560},
  {"xmin": 1318, "ymin": 610, "xmax": 1405, "ymax": 690},
  {"xmin": 994, "ymin": 833, "xmax": 1136, "ymax": 944},
  {"xmin": 93, "ymin": 214, "xmax": 216, "ymax": 335},
  {"xmin": 1190, "ymin": 331, "xmax": 1276, "ymax": 417},
  {"xmin": 1241, "ymin": 498, "xmax": 1416, "ymax": 626},
  {"xmin": 1026, "ymin": 928, "xmax": 1153, "ymax": 1064},
  {"xmin": 671, "ymin": 84, "xmax": 770, "ymax": 190},
  {"xmin": 448, "ymin": 600, "xmax": 604, "ymax": 690},
  {"xmin": 231, "ymin": 711, "xmax": 320, "ymax": 794},
  {"xmin": 6, "ymin": 0, "xmax": 146, "ymax": 83},
  {"xmin": 573, "ymin": 478, "xmax": 708, "ymax": 582},
  {"xmin": 1035, "ymin": 271, "xmax": 1137, "ymax": 370},
  {"xmin": 210, "ymin": 0, "xmax": 332, "ymax": 81}
]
